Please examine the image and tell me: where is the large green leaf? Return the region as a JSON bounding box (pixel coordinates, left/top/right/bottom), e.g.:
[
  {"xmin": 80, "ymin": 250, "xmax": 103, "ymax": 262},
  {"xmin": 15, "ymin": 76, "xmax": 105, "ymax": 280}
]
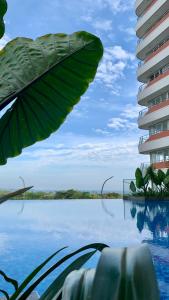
[
  {"xmin": 62, "ymin": 269, "xmax": 95, "ymax": 300},
  {"xmin": 135, "ymin": 168, "xmax": 144, "ymax": 189},
  {"xmin": 10, "ymin": 247, "xmax": 67, "ymax": 300},
  {"xmin": 157, "ymin": 169, "xmax": 165, "ymax": 185},
  {"xmin": 61, "ymin": 245, "xmax": 160, "ymax": 300},
  {"xmin": 164, "ymin": 175, "xmax": 169, "ymax": 186},
  {"xmin": 15, "ymin": 243, "xmax": 107, "ymax": 300},
  {"xmin": 0, "ymin": 31, "xmax": 103, "ymax": 164},
  {"xmin": 91, "ymin": 245, "xmax": 159, "ymax": 300},
  {"xmin": 146, "ymin": 167, "xmax": 159, "ymax": 186},
  {"xmin": 0, "ymin": 270, "xmax": 18, "ymax": 291},
  {"xmin": 40, "ymin": 251, "xmax": 96, "ymax": 300},
  {"xmin": 0, "ymin": 0, "xmax": 7, "ymax": 38},
  {"xmin": 129, "ymin": 181, "xmax": 136, "ymax": 193}
]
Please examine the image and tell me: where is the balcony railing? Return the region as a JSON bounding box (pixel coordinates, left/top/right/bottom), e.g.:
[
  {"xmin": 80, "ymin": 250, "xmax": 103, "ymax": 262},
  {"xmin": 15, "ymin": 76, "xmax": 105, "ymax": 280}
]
[
  {"xmin": 138, "ymin": 61, "xmax": 144, "ymax": 68},
  {"xmin": 152, "ymin": 158, "xmax": 169, "ymax": 163},
  {"xmin": 137, "ymin": 0, "xmax": 158, "ymax": 20},
  {"xmin": 137, "ymin": 10, "xmax": 169, "ymax": 45},
  {"xmin": 138, "ymin": 107, "xmax": 148, "ymax": 119},
  {"xmin": 137, "ymin": 39, "xmax": 142, "ymax": 45},
  {"xmin": 139, "ymin": 134, "xmax": 149, "ymax": 144},
  {"xmin": 139, "ymin": 131, "xmax": 163, "ymax": 144},
  {"xmin": 138, "ymin": 92, "xmax": 169, "ymax": 119},
  {"xmin": 138, "ymin": 66, "xmax": 169, "ymax": 98},
  {"xmin": 148, "ymin": 66, "xmax": 169, "ymax": 87},
  {"xmin": 138, "ymin": 38, "xmax": 169, "ymax": 69},
  {"xmin": 139, "ymin": 130, "xmax": 169, "ymax": 144},
  {"xmin": 138, "ymin": 83, "xmax": 147, "ymax": 94},
  {"xmin": 145, "ymin": 37, "xmax": 169, "ymax": 62}
]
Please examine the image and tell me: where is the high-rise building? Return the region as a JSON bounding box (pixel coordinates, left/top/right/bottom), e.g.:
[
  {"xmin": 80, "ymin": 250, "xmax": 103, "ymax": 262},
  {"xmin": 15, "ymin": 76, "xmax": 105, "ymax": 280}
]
[{"xmin": 136, "ymin": 0, "xmax": 169, "ymax": 169}]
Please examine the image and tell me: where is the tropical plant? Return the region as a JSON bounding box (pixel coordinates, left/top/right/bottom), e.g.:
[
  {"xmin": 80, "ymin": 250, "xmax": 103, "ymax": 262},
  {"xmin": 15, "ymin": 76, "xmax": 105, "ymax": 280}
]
[
  {"xmin": 129, "ymin": 166, "xmax": 169, "ymax": 199},
  {"xmin": 0, "ymin": 32, "xmax": 103, "ymax": 165},
  {"xmin": 61, "ymin": 245, "xmax": 159, "ymax": 300},
  {"xmin": 0, "ymin": 0, "xmax": 7, "ymax": 38},
  {"xmin": 129, "ymin": 167, "xmax": 150, "ymax": 197},
  {"xmin": 0, "ymin": 244, "xmax": 160, "ymax": 300},
  {"xmin": 0, "ymin": 243, "xmax": 107, "ymax": 300},
  {"xmin": 0, "ymin": 2, "xmax": 159, "ymax": 300}
]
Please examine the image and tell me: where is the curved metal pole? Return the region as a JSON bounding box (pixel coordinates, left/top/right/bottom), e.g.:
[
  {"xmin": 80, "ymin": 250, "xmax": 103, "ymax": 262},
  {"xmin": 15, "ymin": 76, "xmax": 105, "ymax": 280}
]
[
  {"xmin": 19, "ymin": 176, "xmax": 25, "ymax": 188},
  {"xmin": 101, "ymin": 176, "xmax": 114, "ymax": 218}
]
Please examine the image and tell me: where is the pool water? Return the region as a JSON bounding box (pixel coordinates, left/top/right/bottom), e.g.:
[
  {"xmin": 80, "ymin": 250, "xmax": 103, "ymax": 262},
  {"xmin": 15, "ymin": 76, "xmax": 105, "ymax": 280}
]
[{"xmin": 0, "ymin": 199, "xmax": 168, "ymax": 299}]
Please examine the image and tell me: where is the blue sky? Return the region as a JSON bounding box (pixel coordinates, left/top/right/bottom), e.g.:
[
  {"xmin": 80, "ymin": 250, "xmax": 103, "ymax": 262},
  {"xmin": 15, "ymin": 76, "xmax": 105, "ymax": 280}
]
[{"xmin": 0, "ymin": 0, "xmax": 146, "ymax": 192}]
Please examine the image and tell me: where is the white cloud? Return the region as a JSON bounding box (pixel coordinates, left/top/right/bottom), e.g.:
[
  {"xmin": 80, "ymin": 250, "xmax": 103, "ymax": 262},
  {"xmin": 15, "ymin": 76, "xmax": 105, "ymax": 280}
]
[
  {"xmin": 92, "ymin": 19, "xmax": 112, "ymax": 31},
  {"xmin": 124, "ymin": 27, "xmax": 135, "ymax": 36},
  {"xmin": 103, "ymin": 0, "xmax": 135, "ymax": 13},
  {"xmin": 81, "ymin": 14, "xmax": 113, "ymax": 34},
  {"xmin": 94, "ymin": 103, "xmax": 141, "ymax": 136},
  {"xmin": 20, "ymin": 137, "xmax": 140, "ymax": 168},
  {"xmin": 105, "ymin": 46, "xmax": 135, "ymax": 61},
  {"xmin": 96, "ymin": 46, "xmax": 136, "ymax": 94},
  {"xmin": 84, "ymin": 0, "xmax": 134, "ymax": 14},
  {"xmin": 119, "ymin": 26, "xmax": 135, "ymax": 39},
  {"xmin": 108, "ymin": 117, "xmax": 138, "ymax": 130},
  {"xmin": 94, "ymin": 128, "xmax": 113, "ymax": 137},
  {"xmin": 121, "ymin": 104, "xmax": 141, "ymax": 119}
]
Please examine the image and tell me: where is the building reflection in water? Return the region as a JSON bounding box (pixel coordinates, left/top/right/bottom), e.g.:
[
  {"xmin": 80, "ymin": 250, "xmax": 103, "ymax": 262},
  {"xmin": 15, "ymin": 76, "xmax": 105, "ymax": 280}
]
[
  {"xmin": 124, "ymin": 200, "xmax": 169, "ymax": 299},
  {"xmin": 127, "ymin": 200, "xmax": 169, "ymax": 240}
]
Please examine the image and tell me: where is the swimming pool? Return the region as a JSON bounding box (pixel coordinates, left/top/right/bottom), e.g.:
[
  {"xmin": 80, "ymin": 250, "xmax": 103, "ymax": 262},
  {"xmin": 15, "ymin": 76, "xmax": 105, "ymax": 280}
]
[{"xmin": 0, "ymin": 199, "xmax": 168, "ymax": 299}]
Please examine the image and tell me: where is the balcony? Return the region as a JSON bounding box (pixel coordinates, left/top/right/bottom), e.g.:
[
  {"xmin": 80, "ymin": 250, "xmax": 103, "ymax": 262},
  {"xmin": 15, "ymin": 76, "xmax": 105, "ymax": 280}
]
[
  {"xmin": 138, "ymin": 71, "xmax": 169, "ymax": 105},
  {"xmin": 135, "ymin": 0, "xmax": 154, "ymax": 17},
  {"xmin": 138, "ymin": 130, "xmax": 169, "ymax": 154},
  {"xmin": 136, "ymin": 11, "xmax": 169, "ymax": 60},
  {"xmin": 137, "ymin": 40, "xmax": 169, "ymax": 83},
  {"xmin": 138, "ymin": 99, "xmax": 169, "ymax": 129},
  {"xmin": 152, "ymin": 160, "xmax": 169, "ymax": 169},
  {"xmin": 139, "ymin": 160, "xmax": 169, "ymax": 169},
  {"xmin": 136, "ymin": 0, "xmax": 169, "ymax": 39}
]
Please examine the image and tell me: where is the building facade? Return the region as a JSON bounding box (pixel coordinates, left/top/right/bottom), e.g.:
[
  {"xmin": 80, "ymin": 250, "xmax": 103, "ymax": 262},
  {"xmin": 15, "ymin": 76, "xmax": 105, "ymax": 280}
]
[{"xmin": 136, "ymin": 0, "xmax": 169, "ymax": 169}]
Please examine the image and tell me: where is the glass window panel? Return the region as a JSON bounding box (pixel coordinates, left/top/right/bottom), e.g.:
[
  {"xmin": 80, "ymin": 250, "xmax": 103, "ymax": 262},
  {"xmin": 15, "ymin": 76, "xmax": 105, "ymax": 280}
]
[{"xmin": 163, "ymin": 121, "xmax": 167, "ymax": 131}]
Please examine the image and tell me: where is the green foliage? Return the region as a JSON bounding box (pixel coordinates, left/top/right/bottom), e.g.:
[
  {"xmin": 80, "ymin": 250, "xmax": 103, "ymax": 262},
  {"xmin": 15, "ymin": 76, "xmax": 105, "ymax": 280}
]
[
  {"xmin": 129, "ymin": 181, "xmax": 136, "ymax": 193},
  {"xmin": 1, "ymin": 243, "xmax": 107, "ymax": 300},
  {"xmin": 157, "ymin": 169, "xmax": 165, "ymax": 185},
  {"xmin": 6, "ymin": 189, "xmax": 121, "ymax": 200},
  {"xmin": 131, "ymin": 167, "xmax": 150, "ymax": 197},
  {"xmin": 3, "ymin": 243, "xmax": 159, "ymax": 300},
  {"xmin": 135, "ymin": 168, "xmax": 144, "ymax": 189},
  {"xmin": 54, "ymin": 189, "xmax": 90, "ymax": 199},
  {"xmin": 39, "ymin": 253, "xmax": 95, "ymax": 300},
  {"xmin": 130, "ymin": 166, "xmax": 169, "ymax": 199},
  {"xmin": 61, "ymin": 245, "xmax": 160, "ymax": 300},
  {"xmin": 53, "ymin": 189, "xmax": 121, "ymax": 200},
  {"xmin": 147, "ymin": 166, "xmax": 159, "ymax": 186},
  {"xmin": 0, "ymin": 0, "xmax": 7, "ymax": 38},
  {"xmin": 62, "ymin": 269, "xmax": 94, "ymax": 300},
  {"xmin": 0, "ymin": 31, "xmax": 103, "ymax": 165},
  {"xmin": 164, "ymin": 175, "xmax": 169, "ymax": 186}
]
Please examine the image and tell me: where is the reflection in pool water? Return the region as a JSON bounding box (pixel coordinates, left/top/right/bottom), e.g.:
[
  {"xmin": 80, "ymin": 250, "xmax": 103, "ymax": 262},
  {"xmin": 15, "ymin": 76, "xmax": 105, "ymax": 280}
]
[
  {"xmin": 127, "ymin": 200, "xmax": 169, "ymax": 300},
  {"xmin": 0, "ymin": 199, "xmax": 168, "ymax": 299}
]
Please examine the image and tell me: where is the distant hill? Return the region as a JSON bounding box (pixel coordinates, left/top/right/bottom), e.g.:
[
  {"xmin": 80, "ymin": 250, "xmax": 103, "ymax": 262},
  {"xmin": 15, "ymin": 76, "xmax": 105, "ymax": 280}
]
[{"xmin": 1, "ymin": 189, "xmax": 122, "ymax": 200}]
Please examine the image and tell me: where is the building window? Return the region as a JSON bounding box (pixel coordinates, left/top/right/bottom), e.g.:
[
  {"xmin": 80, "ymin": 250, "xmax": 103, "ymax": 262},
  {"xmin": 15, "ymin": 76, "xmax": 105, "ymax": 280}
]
[{"xmin": 147, "ymin": 91, "xmax": 169, "ymax": 108}]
